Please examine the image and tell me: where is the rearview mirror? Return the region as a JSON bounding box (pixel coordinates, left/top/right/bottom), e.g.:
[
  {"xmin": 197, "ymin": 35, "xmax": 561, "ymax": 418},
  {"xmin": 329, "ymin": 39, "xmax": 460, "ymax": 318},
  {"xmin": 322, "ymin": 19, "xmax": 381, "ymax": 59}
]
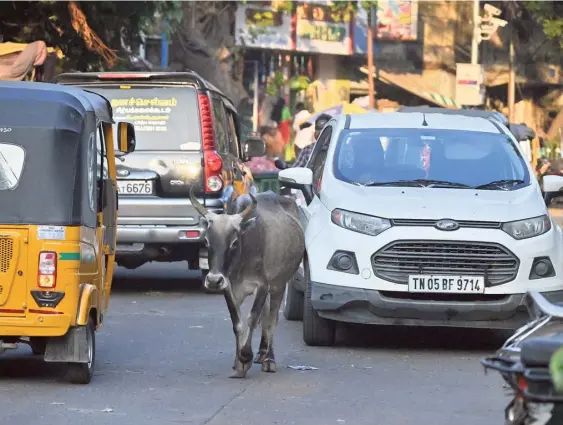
[
  {"xmin": 278, "ymin": 167, "xmax": 313, "ymax": 204},
  {"xmin": 117, "ymin": 122, "xmax": 136, "ymax": 154},
  {"xmin": 242, "ymin": 135, "xmax": 265, "ymax": 160},
  {"xmin": 542, "ymin": 175, "xmax": 563, "ymax": 206}
]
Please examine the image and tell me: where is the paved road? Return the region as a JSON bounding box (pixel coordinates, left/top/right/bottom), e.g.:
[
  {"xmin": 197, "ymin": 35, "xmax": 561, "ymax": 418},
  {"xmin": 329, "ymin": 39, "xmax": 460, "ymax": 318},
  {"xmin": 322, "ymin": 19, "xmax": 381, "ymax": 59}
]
[{"xmin": 0, "ymin": 264, "xmax": 510, "ymax": 425}]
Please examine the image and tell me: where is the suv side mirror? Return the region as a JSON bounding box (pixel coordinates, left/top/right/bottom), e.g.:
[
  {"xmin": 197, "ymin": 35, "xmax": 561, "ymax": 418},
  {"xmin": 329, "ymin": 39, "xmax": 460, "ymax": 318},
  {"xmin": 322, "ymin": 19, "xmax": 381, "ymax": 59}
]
[
  {"xmin": 117, "ymin": 122, "xmax": 136, "ymax": 154},
  {"xmin": 242, "ymin": 135, "xmax": 266, "ymax": 160},
  {"xmin": 278, "ymin": 167, "xmax": 314, "ymax": 205}
]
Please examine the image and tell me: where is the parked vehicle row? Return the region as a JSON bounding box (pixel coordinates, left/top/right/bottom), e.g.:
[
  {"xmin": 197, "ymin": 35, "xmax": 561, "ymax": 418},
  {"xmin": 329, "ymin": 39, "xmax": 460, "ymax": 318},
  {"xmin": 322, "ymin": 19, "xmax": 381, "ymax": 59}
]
[{"xmin": 278, "ymin": 109, "xmax": 563, "ymax": 347}]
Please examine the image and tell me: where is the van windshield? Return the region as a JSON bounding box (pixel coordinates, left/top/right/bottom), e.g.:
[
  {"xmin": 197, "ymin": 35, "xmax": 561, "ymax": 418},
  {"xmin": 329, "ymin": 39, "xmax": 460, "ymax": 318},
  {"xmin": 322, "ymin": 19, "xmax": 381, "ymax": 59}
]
[
  {"xmin": 89, "ymin": 86, "xmax": 201, "ymax": 151},
  {"xmin": 333, "ymin": 129, "xmax": 530, "ymax": 190}
]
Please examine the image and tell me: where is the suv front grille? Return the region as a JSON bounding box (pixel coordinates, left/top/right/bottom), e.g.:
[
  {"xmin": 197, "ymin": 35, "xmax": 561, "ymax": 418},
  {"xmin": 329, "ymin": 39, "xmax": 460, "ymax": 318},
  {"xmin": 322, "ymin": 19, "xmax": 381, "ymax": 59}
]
[
  {"xmin": 371, "ymin": 240, "xmax": 519, "ymax": 286},
  {"xmin": 391, "ymin": 219, "xmax": 502, "ymax": 229}
]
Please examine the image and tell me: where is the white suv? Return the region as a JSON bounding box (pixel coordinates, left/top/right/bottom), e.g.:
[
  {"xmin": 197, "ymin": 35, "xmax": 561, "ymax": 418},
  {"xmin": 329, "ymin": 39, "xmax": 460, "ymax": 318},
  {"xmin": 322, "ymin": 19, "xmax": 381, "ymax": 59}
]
[{"xmin": 279, "ymin": 112, "xmax": 563, "ymax": 347}]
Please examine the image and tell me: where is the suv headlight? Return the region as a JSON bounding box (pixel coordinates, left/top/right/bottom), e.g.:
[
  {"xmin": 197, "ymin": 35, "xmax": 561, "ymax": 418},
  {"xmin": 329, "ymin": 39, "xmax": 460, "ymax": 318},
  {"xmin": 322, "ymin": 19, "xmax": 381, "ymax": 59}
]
[
  {"xmin": 502, "ymin": 215, "xmax": 552, "ymax": 240},
  {"xmin": 331, "ymin": 209, "xmax": 391, "ymax": 236}
]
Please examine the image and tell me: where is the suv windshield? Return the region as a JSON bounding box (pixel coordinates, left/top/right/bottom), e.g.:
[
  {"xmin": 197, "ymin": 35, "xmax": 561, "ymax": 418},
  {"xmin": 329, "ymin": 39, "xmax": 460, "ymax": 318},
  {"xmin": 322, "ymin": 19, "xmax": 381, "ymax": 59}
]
[
  {"xmin": 333, "ymin": 129, "xmax": 530, "ymax": 190},
  {"xmin": 90, "ymin": 86, "xmax": 201, "ymax": 151}
]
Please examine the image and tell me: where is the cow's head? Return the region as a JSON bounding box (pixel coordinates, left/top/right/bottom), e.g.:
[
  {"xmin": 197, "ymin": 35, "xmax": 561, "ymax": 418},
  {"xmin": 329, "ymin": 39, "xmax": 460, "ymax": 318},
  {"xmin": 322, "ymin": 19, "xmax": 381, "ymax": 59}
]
[{"xmin": 190, "ymin": 188, "xmax": 257, "ymax": 292}]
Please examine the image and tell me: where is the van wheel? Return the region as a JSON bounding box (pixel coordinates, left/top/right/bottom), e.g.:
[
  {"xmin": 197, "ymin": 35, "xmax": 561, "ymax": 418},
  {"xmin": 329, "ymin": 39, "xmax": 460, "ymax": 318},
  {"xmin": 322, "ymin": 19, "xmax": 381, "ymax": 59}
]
[
  {"xmin": 65, "ymin": 317, "xmax": 95, "ymax": 385},
  {"xmin": 29, "ymin": 338, "xmax": 46, "ymax": 355},
  {"xmin": 283, "ymin": 270, "xmax": 304, "ymax": 321},
  {"xmin": 303, "ymin": 262, "xmax": 335, "ymax": 346}
]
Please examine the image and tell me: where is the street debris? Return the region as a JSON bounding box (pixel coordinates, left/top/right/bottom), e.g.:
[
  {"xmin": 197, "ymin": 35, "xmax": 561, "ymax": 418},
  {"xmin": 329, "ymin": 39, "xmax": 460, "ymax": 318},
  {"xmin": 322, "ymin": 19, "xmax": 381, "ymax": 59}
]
[
  {"xmin": 287, "ymin": 365, "xmax": 319, "ymax": 371},
  {"xmin": 189, "ymin": 325, "xmax": 203, "ymax": 328}
]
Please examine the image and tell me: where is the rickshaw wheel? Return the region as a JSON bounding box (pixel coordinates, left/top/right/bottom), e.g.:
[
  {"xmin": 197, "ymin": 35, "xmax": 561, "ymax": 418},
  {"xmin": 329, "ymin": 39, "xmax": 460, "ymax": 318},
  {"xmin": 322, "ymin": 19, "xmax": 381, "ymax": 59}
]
[{"xmin": 65, "ymin": 317, "xmax": 96, "ymax": 384}]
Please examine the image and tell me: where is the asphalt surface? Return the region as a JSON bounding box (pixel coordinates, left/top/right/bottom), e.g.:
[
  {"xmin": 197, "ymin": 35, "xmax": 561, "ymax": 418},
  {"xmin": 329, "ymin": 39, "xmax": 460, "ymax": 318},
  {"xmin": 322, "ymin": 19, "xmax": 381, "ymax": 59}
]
[{"xmin": 0, "ymin": 263, "xmax": 511, "ymax": 425}]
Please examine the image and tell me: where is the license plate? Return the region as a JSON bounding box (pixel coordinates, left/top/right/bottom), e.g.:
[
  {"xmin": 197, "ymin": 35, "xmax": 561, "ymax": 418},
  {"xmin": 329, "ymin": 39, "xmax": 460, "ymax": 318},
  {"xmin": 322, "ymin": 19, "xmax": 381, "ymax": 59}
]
[
  {"xmin": 117, "ymin": 180, "xmax": 153, "ymax": 195},
  {"xmin": 408, "ymin": 275, "xmax": 485, "ymax": 293}
]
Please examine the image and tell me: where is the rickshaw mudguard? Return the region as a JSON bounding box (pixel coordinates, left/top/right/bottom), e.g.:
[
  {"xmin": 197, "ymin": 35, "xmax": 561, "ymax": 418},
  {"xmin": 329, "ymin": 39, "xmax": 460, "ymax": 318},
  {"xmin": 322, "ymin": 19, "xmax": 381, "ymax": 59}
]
[
  {"xmin": 76, "ymin": 283, "xmax": 99, "ymax": 327},
  {"xmin": 43, "ymin": 283, "xmax": 98, "ymax": 363},
  {"xmin": 44, "ymin": 324, "xmax": 90, "ymax": 363}
]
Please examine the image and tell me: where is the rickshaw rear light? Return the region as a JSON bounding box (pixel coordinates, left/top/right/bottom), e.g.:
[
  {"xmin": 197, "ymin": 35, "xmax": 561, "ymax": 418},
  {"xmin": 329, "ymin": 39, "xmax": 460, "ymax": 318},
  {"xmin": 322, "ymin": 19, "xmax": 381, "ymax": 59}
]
[{"xmin": 38, "ymin": 251, "xmax": 57, "ymax": 288}]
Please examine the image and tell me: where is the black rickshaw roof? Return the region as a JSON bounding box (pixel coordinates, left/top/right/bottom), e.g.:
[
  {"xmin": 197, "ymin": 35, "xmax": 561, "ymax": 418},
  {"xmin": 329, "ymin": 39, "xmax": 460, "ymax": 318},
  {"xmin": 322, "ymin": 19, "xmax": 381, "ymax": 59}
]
[{"xmin": 0, "ymin": 80, "xmax": 113, "ymax": 123}]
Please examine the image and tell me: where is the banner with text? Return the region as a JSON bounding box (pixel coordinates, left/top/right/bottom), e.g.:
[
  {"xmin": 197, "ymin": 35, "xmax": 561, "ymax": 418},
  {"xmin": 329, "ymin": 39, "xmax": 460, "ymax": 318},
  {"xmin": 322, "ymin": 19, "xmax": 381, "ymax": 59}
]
[
  {"xmin": 295, "ymin": 2, "xmax": 352, "ymax": 55},
  {"xmin": 235, "ymin": 4, "xmax": 293, "ymax": 50}
]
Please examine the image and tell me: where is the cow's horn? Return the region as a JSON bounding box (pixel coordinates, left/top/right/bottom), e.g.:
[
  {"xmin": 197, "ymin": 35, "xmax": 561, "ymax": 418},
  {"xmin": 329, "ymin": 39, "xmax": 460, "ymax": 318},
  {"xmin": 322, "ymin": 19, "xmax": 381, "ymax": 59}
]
[
  {"xmin": 240, "ymin": 192, "xmax": 257, "ymax": 220},
  {"xmin": 190, "ymin": 186, "xmax": 210, "ymax": 218}
]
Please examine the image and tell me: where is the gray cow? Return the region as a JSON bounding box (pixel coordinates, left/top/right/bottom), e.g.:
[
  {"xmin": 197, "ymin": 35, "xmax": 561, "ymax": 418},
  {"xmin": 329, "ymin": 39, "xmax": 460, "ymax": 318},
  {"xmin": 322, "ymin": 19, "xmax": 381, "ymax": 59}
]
[{"xmin": 190, "ymin": 189, "xmax": 305, "ymax": 378}]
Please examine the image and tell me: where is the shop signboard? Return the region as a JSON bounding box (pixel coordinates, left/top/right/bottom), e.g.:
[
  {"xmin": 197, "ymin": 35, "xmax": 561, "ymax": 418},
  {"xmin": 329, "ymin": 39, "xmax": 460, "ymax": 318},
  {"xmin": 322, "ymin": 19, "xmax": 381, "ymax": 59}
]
[
  {"xmin": 234, "ymin": 4, "xmax": 293, "ymax": 50},
  {"xmin": 455, "ymin": 63, "xmax": 486, "ymax": 106},
  {"xmin": 295, "ymin": 2, "xmax": 352, "ymax": 55},
  {"xmin": 374, "ymin": 0, "xmax": 419, "ymax": 41}
]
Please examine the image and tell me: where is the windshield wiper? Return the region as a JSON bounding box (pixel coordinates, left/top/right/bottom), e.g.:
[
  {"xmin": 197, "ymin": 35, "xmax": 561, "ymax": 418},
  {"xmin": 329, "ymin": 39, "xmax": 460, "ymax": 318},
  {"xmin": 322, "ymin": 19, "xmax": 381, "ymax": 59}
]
[
  {"xmin": 474, "ymin": 179, "xmax": 525, "ymax": 190},
  {"xmin": 357, "ymin": 179, "xmax": 470, "ymax": 188}
]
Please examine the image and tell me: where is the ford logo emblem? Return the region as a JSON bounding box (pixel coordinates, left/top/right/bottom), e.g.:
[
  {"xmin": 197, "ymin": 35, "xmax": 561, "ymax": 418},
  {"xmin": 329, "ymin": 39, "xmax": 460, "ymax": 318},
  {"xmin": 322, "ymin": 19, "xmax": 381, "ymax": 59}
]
[
  {"xmin": 435, "ymin": 219, "xmax": 460, "ymax": 231},
  {"xmin": 117, "ymin": 169, "xmax": 130, "ymax": 177}
]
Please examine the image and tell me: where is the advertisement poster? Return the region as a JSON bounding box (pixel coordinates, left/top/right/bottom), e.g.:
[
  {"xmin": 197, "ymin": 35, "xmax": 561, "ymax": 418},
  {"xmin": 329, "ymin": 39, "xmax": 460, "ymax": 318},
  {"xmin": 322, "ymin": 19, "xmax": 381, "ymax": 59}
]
[
  {"xmin": 234, "ymin": 4, "xmax": 293, "ymax": 50},
  {"xmin": 295, "ymin": 2, "xmax": 352, "ymax": 55},
  {"xmin": 375, "ymin": 0, "xmax": 419, "ymax": 41},
  {"xmin": 354, "ymin": 4, "xmax": 378, "ymax": 55}
]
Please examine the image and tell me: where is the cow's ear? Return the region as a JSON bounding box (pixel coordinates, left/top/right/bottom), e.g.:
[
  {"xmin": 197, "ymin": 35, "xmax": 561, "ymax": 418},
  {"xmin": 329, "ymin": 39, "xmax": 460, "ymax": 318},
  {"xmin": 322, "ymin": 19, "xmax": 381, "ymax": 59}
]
[{"xmin": 240, "ymin": 217, "xmax": 257, "ymax": 232}]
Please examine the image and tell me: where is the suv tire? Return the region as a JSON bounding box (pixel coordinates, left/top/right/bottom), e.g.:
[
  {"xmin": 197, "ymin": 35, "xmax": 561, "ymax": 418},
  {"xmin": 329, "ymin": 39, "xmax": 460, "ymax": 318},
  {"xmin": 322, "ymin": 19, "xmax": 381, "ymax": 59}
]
[{"xmin": 303, "ymin": 261, "xmax": 335, "ymax": 346}]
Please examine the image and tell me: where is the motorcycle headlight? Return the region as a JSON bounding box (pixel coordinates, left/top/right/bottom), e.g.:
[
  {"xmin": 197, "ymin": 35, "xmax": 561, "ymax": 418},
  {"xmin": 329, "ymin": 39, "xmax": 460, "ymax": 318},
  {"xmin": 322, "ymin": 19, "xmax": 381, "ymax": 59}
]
[
  {"xmin": 502, "ymin": 215, "xmax": 552, "ymax": 240},
  {"xmin": 331, "ymin": 209, "xmax": 391, "ymax": 236}
]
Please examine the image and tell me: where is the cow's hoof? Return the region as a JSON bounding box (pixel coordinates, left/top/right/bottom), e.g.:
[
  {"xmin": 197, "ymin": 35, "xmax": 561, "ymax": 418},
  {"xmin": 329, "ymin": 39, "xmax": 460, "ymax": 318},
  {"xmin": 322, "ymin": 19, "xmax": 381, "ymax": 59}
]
[
  {"xmin": 261, "ymin": 360, "xmax": 276, "ymax": 373},
  {"xmin": 253, "ymin": 351, "xmax": 266, "ymax": 364},
  {"xmin": 228, "ymin": 369, "xmax": 247, "ymax": 379}
]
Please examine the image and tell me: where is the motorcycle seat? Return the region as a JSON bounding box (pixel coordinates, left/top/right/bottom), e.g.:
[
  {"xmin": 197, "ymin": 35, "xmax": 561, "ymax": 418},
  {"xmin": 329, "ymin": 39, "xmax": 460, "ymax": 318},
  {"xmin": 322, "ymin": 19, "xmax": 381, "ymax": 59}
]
[{"xmin": 521, "ymin": 335, "xmax": 563, "ymax": 367}]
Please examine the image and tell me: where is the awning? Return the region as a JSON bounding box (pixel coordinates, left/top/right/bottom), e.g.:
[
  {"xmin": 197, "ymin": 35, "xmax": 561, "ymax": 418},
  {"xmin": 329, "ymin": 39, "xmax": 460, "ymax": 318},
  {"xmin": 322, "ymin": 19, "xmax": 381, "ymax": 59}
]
[{"xmin": 359, "ymin": 66, "xmax": 460, "ymax": 109}]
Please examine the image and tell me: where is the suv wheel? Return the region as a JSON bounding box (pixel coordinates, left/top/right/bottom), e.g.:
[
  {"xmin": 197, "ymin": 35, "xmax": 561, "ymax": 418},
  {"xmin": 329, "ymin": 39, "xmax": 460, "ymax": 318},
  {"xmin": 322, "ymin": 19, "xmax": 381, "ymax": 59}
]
[
  {"xmin": 303, "ymin": 261, "xmax": 335, "ymax": 346},
  {"xmin": 283, "ymin": 268, "xmax": 304, "ymax": 321}
]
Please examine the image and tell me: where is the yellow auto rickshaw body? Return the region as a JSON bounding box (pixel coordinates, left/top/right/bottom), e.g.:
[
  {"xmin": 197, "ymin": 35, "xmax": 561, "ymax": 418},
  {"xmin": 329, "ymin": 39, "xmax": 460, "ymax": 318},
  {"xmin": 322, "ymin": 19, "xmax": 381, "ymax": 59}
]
[{"xmin": 0, "ymin": 81, "xmax": 135, "ymax": 383}]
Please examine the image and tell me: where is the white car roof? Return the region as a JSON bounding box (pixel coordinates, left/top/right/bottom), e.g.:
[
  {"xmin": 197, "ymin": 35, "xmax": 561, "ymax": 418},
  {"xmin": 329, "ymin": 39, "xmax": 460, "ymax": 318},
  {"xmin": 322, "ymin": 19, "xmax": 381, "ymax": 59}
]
[{"xmin": 346, "ymin": 112, "xmax": 502, "ymax": 134}]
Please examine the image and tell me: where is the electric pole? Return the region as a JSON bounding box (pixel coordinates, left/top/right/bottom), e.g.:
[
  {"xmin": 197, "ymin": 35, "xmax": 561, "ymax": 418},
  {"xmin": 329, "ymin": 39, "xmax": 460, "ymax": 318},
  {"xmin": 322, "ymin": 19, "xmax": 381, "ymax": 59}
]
[
  {"xmin": 367, "ymin": 5, "xmax": 375, "ymax": 109},
  {"xmin": 471, "ymin": 0, "xmax": 480, "ymax": 64},
  {"xmin": 507, "ymin": 1, "xmax": 516, "ymax": 123}
]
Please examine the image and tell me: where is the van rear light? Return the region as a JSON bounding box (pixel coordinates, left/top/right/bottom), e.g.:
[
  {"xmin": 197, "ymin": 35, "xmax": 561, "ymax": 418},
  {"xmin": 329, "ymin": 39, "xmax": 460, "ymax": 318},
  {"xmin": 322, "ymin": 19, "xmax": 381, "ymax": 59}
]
[
  {"xmin": 38, "ymin": 251, "xmax": 57, "ymax": 289},
  {"xmin": 198, "ymin": 93, "xmax": 215, "ymax": 151},
  {"xmin": 198, "ymin": 93, "xmax": 223, "ymax": 193}
]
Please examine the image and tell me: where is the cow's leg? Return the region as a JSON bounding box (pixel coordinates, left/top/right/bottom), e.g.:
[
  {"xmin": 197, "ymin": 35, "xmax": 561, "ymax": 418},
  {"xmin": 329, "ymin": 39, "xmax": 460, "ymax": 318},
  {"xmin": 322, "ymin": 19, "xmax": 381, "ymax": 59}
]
[
  {"xmin": 261, "ymin": 286, "xmax": 285, "ymax": 373},
  {"xmin": 224, "ymin": 286, "xmax": 248, "ymax": 378},
  {"xmin": 230, "ymin": 284, "xmax": 268, "ymax": 378},
  {"xmin": 254, "ymin": 294, "xmax": 271, "ymax": 364}
]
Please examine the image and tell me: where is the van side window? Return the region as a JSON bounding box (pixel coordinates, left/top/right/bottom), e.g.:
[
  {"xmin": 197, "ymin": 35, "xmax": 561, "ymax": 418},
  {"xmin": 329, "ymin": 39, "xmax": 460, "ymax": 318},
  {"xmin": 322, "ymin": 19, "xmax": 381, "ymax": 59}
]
[
  {"xmin": 225, "ymin": 110, "xmax": 240, "ymax": 157},
  {"xmin": 211, "ymin": 97, "xmax": 228, "ymax": 153}
]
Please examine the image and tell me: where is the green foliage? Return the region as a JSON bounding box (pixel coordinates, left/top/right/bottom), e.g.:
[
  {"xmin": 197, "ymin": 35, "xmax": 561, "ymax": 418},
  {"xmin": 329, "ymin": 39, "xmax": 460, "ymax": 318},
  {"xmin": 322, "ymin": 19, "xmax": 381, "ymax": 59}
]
[
  {"xmin": 524, "ymin": 1, "xmax": 563, "ymax": 47},
  {"xmin": 0, "ymin": 1, "xmax": 182, "ymax": 70}
]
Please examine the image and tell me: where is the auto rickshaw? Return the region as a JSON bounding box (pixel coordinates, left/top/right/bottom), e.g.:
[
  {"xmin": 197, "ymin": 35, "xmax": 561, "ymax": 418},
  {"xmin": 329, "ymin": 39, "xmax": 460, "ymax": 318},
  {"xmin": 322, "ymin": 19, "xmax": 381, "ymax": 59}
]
[{"xmin": 0, "ymin": 81, "xmax": 135, "ymax": 384}]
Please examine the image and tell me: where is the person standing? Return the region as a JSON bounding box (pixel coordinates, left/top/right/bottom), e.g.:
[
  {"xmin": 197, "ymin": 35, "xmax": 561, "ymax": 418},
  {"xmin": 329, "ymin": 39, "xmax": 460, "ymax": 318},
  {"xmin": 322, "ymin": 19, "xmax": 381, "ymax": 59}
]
[{"xmin": 292, "ymin": 113, "xmax": 332, "ymax": 167}]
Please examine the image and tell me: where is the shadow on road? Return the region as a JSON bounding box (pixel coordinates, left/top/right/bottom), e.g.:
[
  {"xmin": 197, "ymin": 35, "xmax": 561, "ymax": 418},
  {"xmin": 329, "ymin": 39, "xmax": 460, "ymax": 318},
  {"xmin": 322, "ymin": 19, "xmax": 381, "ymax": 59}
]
[
  {"xmin": 335, "ymin": 322, "xmax": 509, "ymax": 353},
  {"xmin": 111, "ymin": 263, "xmax": 209, "ymax": 294}
]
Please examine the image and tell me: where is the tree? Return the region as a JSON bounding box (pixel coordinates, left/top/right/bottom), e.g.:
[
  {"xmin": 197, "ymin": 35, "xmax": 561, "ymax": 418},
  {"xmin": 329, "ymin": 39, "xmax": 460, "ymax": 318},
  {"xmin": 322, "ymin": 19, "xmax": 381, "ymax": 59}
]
[
  {"xmin": 0, "ymin": 1, "xmax": 182, "ymax": 71},
  {"xmin": 524, "ymin": 1, "xmax": 563, "ymax": 48}
]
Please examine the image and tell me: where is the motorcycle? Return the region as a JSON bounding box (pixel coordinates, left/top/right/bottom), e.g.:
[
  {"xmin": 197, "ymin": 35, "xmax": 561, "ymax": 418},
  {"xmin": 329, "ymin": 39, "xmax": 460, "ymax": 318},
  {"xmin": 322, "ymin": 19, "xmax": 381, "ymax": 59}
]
[{"xmin": 481, "ymin": 291, "xmax": 563, "ymax": 424}]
